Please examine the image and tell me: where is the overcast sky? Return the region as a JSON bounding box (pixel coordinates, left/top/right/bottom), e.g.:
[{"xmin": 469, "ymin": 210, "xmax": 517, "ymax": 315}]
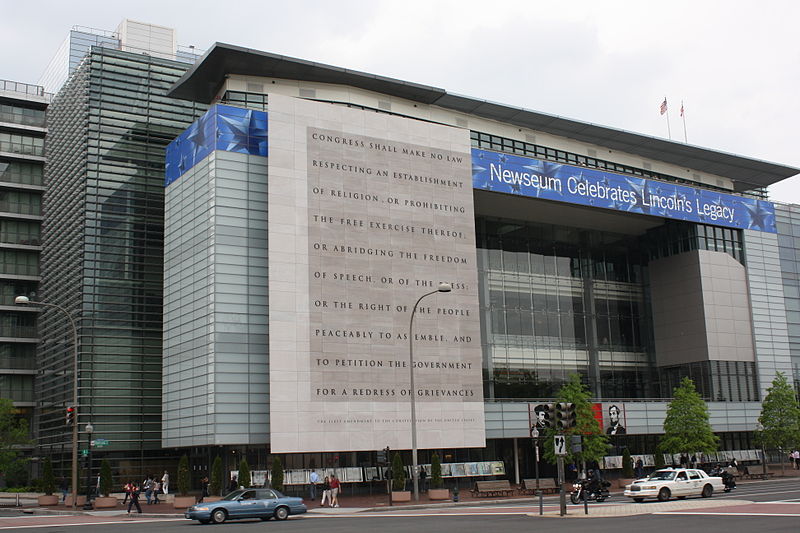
[{"xmin": 3, "ymin": 0, "xmax": 799, "ymax": 202}]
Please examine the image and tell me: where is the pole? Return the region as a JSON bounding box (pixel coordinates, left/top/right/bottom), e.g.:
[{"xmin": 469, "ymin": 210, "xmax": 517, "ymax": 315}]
[
  {"xmin": 534, "ymin": 438, "xmax": 540, "ymax": 491},
  {"xmin": 557, "ymin": 456, "xmax": 566, "ymax": 516},
  {"xmin": 681, "ymin": 100, "xmax": 688, "ymax": 143},
  {"xmin": 83, "ymin": 432, "xmax": 93, "ymax": 509},
  {"xmin": 409, "ymin": 288, "xmax": 439, "ymax": 503}
]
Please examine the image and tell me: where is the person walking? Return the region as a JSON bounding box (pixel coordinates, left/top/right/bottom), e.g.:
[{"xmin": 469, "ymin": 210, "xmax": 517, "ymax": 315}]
[
  {"xmin": 143, "ymin": 475, "xmax": 153, "ymax": 504},
  {"xmin": 419, "ymin": 467, "xmax": 427, "ymax": 492},
  {"xmin": 198, "ymin": 476, "xmax": 209, "ymax": 503},
  {"xmin": 122, "ymin": 480, "xmax": 133, "ymax": 505},
  {"xmin": 329, "ymin": 474, "xmax": 341, "ymax": 507},
  {"xmin": 161, "ymin": 470, "xmax": 170, "ymax": 495},
  {"xmin": 59, "ymin": 476, "xmax": 69, "ymax": 503},
  {"xmin": 308, "ymin": 470, "xmax": 319, "ymax": 501},
  {"xmin": 127, "ymin": 483, "xmax": 142, "ymax": 515},
  {"xmin": 320, "ymin": 476, "xmax": 331, "ymax": 507},
  {"xmin": 228, "ymin": 476, "xmax": 238, "ymax": 494},
  {"xmin": 152, "ymin": 479, "xmax": 161, "ymax": 504}
]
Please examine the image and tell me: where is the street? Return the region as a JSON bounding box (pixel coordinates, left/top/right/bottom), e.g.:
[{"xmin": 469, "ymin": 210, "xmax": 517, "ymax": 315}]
[{"xmin": 0, "ymin": 479, "xmax": 797, "ymax": 532}]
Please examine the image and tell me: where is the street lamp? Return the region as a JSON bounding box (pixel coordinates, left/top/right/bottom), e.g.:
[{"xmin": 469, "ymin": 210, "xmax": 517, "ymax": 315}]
[
  {"xmin": 408, "ymin": 282, "xmax": 451, "ymax": 502},
  {"xmin": 83, "ymin": 422, "xmax": 93, "ymax": 510},
  {"xmin": 14, "ymin": 295, "xmax": 80, "ymax": 509}
]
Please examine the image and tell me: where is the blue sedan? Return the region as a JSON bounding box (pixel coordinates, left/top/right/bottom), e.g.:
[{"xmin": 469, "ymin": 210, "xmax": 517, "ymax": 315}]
[{"xmin": 184, "ymin": 488, "xmax": 307, "ymax": 524}]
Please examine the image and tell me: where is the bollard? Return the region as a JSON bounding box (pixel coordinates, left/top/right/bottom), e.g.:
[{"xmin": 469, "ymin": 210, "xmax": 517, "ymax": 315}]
[
  {"xmin": 452, "ymin": 486, "xmax": 459, "ymax": 502},
  {"xmin": 538, "ymin": 490, "xmax": 543, "ymax": 515},
  {"xmin": 583, "ymin": 491, "xmax": 588, "ymax": 515},
  {"xmin": 15, "ymin": 493, "xmax": 20, "ymax": 507}
]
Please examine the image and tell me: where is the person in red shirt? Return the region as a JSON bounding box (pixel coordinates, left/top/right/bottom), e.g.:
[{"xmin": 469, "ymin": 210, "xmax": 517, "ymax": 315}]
[{"xmin": 329, "ymin": 475, "xmax": 341, "ymax": 507}]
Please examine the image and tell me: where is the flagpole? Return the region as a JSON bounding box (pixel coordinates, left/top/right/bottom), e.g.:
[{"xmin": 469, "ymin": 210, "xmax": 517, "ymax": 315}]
[
  {"xmin": 665, "ymin": 98, "xmax": 672, "ymax": 140},
  {"xmin": 681, "ymin": 100, "xmax": 688, "ymax": 143}
]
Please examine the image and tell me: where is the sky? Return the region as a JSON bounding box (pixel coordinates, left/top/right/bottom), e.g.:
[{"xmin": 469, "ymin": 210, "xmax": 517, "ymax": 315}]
[{"xmin": 2, "ymin": 0, "xmax": 799, "ymax": 202}]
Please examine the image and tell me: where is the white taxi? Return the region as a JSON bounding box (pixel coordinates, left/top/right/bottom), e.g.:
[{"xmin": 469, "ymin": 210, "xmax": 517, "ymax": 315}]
[{"xmin": 624, "ymin": 468, "xmax": 725, "ymax": 502}]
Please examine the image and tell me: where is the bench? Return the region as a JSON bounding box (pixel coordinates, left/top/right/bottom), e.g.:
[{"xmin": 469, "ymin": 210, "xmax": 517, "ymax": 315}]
[
  {"xmin": 470, "ymin": 480, "xmax": 515, "ymax": 498},
  {"xmin": 519, "ymin": 478, "xmax": 559, "ymax": 495}
]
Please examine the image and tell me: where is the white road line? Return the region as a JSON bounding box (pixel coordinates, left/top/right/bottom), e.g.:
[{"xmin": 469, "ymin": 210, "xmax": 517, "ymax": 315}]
[
  {"xmin": 655, "ymin": 512, "xmax": 800, "ymax": 517},
  {"xmin": 0, "ymin": 518, "xmax": 184, "ymax": 530}
]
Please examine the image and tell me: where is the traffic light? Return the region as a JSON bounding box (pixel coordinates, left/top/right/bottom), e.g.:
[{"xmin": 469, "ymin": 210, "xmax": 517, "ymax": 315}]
[
  {"xmin": 66, "ymin": 406, "xmax": 76, "ymax": 426},
  {"xmin": 377, "ymin": 446, "xmax": 389, "ymax": 465},
  {"xmin": 554, "ymin": 402, "xmax": 576, "ymax": 430}
]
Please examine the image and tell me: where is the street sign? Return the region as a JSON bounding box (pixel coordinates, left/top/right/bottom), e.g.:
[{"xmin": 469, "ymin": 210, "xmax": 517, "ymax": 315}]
[
  {"xmin": 94, "ymin": 438, "xmax": 109, "ymax": 447},
  {"xmin": 81, "ymin": 449, "xmax": 88, "ymax": 457},
  {"xmin": 554, "ymin": 435, "xmax": 566, "ymax": 455}
]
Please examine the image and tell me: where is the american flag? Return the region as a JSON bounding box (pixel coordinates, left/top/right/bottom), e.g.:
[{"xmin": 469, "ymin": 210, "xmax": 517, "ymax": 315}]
[
  {"xmin": 680, "ymin": 102, "xmax": 685, "ymax": 117},
  {"xmin": 660, "ymin": 98, "xmax": 668, "ymax": 115}
]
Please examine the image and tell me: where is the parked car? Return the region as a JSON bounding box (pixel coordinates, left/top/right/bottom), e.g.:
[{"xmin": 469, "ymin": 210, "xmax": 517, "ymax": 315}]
[
  {"xmin": 184, "ymin": 488, "xmax": 307, "ymax": 524},
  {"xmin": 623, "ymin": 468, "xmax": 724, "ymax": 502}
]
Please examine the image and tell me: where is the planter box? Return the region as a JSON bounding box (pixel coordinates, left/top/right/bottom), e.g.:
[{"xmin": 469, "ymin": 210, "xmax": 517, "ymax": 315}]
[
  {"xmin": 64, "ymin": 495, "xmax": 86, "ymax": 507},
  {"xmin": 37, "ymin": 495, "xmax": 59, "ymax": 506},
  {"xmin": 173, "ymin": 495, "xmax": 196, "ymax": 509},
  {"xmin": 428, "ymin": 488, "xmax": 449, "ymax": 500},
  {"xmin": 94, "ymin": 496, "xmax": 118, "ymax": 508},
  {"xmin": 391, "ymin": 491, "xmax": 411, "ymax": 502}
]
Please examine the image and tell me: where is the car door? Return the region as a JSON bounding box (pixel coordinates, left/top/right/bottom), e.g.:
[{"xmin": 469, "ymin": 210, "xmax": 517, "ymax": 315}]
[
  {"xmin": 257, "ymin": 489, "xmax": 279, "ymax": 517},
  {"xmin": 232, "ymin": 490, "xmax": 260, "ymax": 518},
  {"xmin": 673, "ymin": 471, "xmax": 691, "ymax": 496},
  {"xmin": 688, "ymin": 470, "xmax": 702, "ymax": 495}
]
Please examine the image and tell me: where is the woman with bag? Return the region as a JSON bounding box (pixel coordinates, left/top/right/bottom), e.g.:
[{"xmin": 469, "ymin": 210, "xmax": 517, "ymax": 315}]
[{"xmin": 320, "ymin": 476, "xmax": 331, "ymax": 507}]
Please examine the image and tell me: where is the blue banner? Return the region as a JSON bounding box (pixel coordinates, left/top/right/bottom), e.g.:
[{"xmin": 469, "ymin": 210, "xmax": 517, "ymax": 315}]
[
  {"xmin": 165, "ymin": 104, "xmax": 268, "ymax": 186},
  {"xmin": 471, "ymin": 148, "xmax": 776, "ymax": 233}
]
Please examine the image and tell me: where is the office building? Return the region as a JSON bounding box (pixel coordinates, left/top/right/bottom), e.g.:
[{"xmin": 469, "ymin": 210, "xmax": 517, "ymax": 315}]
[{"xmin": 159, "ymin": 43, "xmax": 798, "ymax": 479}]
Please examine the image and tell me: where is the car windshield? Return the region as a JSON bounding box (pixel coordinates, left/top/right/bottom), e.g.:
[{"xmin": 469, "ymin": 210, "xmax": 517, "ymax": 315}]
[
  {"xmin": 222, "ymin": 490, "xmax": 246, "ymax": 501},
  {"xmin": 648, "ymin": 470, "xmax": 676, "ymax": 481}
]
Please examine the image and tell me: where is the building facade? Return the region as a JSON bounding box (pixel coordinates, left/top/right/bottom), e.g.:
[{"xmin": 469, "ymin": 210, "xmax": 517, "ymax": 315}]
[
  {"xmin": 0, "ymin": 79, "xmax": 47, "ymax": 443},
  {"xmin": 160, "ymin": 44, "xmax": 799, "ymax": 480}
]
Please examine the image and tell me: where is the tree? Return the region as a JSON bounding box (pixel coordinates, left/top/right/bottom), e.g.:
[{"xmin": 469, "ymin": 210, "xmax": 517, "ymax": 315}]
[
  {"xmin": 99, "ymin": 459, "xmax": 112, "ymax": 497},
  {"xmin": 430, "ymin": 453, "xmax": 443, "ymax": 489},
  {"xmin": 758, "ymin": 372, "xmax": 800, "ymax": 475},
  {"xmin": 0, "ymin": 398, "xmax": 31, "ymax": 481},
  {"xmin": 391, "ymin": 452, "xmax": 406, "ymax": 492},
  {"xmin": 41, "ymin": 457, "xmax": 56, "ymax": 496},
  {"xmin": 660, "ymin": 377, "xmax": 719, "ymax": 457},
  {"xmin": 177, "ymin": 455, "xmax": 190, "ymax": 496},
  {"xmin": 270, "ymin": 457, "xmax": 284, "ymax": 492},
  {"xmin": 621, "ymin": 448, "xmax": 634, "ymax": 478},
  {"xmin": 543, "ymin": 374, "xmax": 609, "ymax": 466},
  {"xmin": 209, "ymin": 456, "xmax": 223, "ymax": 496},
  {"xmin": 238, "ymin": 458, "xmax": 251, "ymax": 489}
]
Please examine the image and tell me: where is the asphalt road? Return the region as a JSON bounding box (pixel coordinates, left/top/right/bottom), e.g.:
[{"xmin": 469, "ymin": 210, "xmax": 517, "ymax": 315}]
[{"xmin": 0, "ymin": 478, "xmax": 797, "ymax": 532}]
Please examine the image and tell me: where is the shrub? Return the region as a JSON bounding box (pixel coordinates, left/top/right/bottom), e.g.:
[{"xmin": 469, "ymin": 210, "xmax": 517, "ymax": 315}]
[
  {"xmin": 177, "ymin": 455, "xmax": 190, "ymax": 496},
  {"xmin": 41, "ymin": 458, "xmax": 55, "ymax": 495},
  {"xmin": 430, "ymin": 453, "xmax": 443, "ymax": 489},
  {"xmin": 209, "ymin": 456, "xmax": 223, "ymax": 496},
  {"xmin": 270, "ymin": 457, "xmax": 284, "ymax": 492},
  {"xmin": 99, "ymin": 459, "xmax": 113, "ymax": 497},
  {"xmin": 621, "ymin": 449, "xmax": 634, "ymax": 478},
  {"xmin": 391, "ymin": 452, "xmax": 406, "ymax": 492},
  {"xmin": 238, "ymin": 458, "xmax": 251, "ymax": 489}
]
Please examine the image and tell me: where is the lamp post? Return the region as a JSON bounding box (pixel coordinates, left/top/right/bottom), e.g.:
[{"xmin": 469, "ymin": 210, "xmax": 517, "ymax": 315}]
[
  {"xmin": 83, "ymin": 422, "xmax": 93, "ymax": 510},
  {"xmin": 409, "ymin": 282, "xmax": 451, "ymax": 502},
  {"xmin": 14, "ymin": 296, "xmax": 80, "ymax": 509}
]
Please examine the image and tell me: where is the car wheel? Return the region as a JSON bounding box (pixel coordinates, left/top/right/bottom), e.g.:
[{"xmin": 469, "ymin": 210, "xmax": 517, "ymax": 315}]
[
  {"xmin": 633, "ymin": 498, "xmax": 644, "ymax": 503},
  {"xmin": 657, "ymin": 488, "xmax": 670, "ymax": 502},
  {"xmin": 274, "ymin": 506, "xmax": 289, "ymax": 521},
  {"xmin": 211, "ymin": 509, "xmax": 227, "ymax": 524},
  {"xmin": 701, "ymin": 484, "xmax": 713, "ymax": 498}
]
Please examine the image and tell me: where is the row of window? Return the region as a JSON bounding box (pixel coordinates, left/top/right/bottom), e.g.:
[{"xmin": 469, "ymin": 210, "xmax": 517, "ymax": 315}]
[
  {"xmin": 0, "ymin": 160, "xmax": 43, "ymax": 186},
  {"xmin": 0, "ymin": 103, "xmax": 46, "ymax": 128},
  {"xmin": 0, "ymin": 132, "xmax": 44, "ymax": 157}
]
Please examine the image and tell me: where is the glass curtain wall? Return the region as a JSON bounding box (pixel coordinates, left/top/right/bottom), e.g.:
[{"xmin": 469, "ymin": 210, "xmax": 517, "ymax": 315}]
[{"xmin": 476, "ymin": 217, "xmax": 655, "ymax": 400}]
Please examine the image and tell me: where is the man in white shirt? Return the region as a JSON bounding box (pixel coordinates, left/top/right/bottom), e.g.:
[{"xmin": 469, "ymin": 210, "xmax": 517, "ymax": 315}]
[
  {"xmin": 161, "ymin": 471, "xmax": 170, "ymax": 495},
  {"xmin": 309, "ymin": 470, "xmax": 320, "ymax": 501}
]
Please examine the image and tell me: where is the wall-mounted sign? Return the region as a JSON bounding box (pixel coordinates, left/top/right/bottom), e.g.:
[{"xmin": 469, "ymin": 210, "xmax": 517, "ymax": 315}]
[{"xmin": 471, "ymin": 148, "xmax": 776, "ymax": 233}]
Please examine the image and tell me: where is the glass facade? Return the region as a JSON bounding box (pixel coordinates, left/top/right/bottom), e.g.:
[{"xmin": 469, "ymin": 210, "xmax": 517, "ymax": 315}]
[
  {"xmin": 776, "ymin": 203, "xmax": 800, "ymax": 395},
  {"xmin": 40, "ymin": 47, "xmax": 206, "ymax": 470},
  {"xmin": 476, "ymin": 217, "xmax": 655, "ymax": 399}
]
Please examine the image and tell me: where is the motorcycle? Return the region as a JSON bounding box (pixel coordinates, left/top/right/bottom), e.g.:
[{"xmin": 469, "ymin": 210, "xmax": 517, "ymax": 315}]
[
  {"xmin": 710, "ymin": 466, "xmax": 736, "ymax": 492},
  {"xmin": 569, "ymin": 478, "xmax": 611, "ymax": 504}
]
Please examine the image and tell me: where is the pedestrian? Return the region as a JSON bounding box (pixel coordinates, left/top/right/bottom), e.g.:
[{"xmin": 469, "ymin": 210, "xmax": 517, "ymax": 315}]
[
  {"xmin": 198, "ymin": 476, "xmax": 209, "ymax": 503},
  {"xmin": 308, "ymin": 470, "xmax": 319, "ymax": 501},
  {"xmin": 790, "ymin": 450, "xmax": 799, "ymax": 469},
  {"xmin": 122, "ymin": 480, "xmax": 133, "ymax": 505},
  {"xmin": 690, "ymin": 455, "xmax": 697, "ymax": 468},
  {"xmin": 127, "ymin": 483, "xmax": 142, "ymax": 515},
  {"xmin": 143, "ymin": 475, "xmax": 153, "ymax": 504},
  {"xmin": 59, "ymin": 476, "xmax": 69, "ymax": 503},
  {"xmin": 228, "ymin": 475, "xmax": 238, "ymax": 494},
  {"xmin": 161, "ymin": 470, "xmax": 170, "ymax": 495},
  {"xmin": 320, "ymin": 476, "xmax": 331, "ymax": 506},
  {"xmin": 152, "ymin": 479, "xmax": 161, "ymax": 504},
  {"xmin": 634, "ymin": 458, "xmax": 644, "ymax": 479},
  {"xmin": 419, "ymin": 467, "xmax": 427, "ymax": 492},
  {"xmin": 329, "ymin": 474, "xmax": 340, "ymax": 507}
]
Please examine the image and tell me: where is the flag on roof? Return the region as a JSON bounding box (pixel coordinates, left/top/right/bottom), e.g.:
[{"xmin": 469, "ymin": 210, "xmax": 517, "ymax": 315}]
[{"xmin": 660, "ymin": 98, "xmax": 668, "ymax": 115}]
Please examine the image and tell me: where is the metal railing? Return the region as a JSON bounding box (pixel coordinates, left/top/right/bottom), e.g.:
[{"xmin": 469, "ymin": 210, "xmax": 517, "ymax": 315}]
[{"xmin": 0, "ymin": 80, "xmax": 48, "ymax": 98}]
